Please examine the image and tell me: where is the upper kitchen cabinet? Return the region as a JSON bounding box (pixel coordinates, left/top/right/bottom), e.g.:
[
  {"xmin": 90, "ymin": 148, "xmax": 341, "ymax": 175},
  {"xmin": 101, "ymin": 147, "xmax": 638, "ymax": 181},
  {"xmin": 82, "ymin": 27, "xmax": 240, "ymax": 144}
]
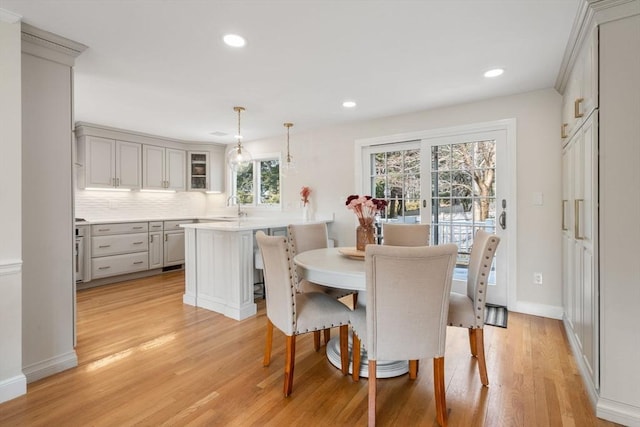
[
  {"xmin": 76, "ymin": 135, "xmax": 142, "ymax": 190},
  {"xmin": 187, "ymin": 146, "xmax": 225, "ymax": 192},
  {"xmin": 142, "ymin": 145, "xmax": 186, "ymax": 191}
]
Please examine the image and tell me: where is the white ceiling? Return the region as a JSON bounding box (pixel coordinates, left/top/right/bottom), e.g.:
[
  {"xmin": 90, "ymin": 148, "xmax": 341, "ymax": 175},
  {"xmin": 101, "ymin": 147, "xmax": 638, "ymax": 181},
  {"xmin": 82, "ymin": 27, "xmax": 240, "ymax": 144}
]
[{"xmin": 2, "ymin": 0, "xmax": 579, "ymax": 144}]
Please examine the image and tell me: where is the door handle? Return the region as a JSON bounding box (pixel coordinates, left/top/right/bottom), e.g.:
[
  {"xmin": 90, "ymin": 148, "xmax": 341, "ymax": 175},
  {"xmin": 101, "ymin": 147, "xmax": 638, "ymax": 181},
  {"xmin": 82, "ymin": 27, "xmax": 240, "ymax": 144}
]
[{"xmin": 499, "ymin": 211, "xmax": 506, "ymax": 230}]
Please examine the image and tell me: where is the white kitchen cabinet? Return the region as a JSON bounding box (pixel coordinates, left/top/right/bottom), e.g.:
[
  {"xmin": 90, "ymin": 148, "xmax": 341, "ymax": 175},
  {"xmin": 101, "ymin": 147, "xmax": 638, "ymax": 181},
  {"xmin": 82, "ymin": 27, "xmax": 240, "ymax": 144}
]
[
  {"xmin": 188, "ymin": 151, "xmax": 209, "ymax": 191},
  {"xmin": 77, "ymin": 135, "xmax": 142, "ymax": 190},
  {"xmin": 90, "ymin": 222, "xmax": 150, "ymax": 280},
  {"xmin": 143, "ymin": 145, "xmax": 186, "ymax": 191},
  {"xmin": 149, "ymin": 231, "xmax": 163, "ymax": 269},
  {"xmin": 562, "ymin": 112, "xmax": 598, "ymax": 390},
  {"xmin": 561, "ymin": 27, "xmax": 598, "ymax": 140},
  {"xmin": 163, "ymin": 219, "xmax": 194, "ymax": 266}
]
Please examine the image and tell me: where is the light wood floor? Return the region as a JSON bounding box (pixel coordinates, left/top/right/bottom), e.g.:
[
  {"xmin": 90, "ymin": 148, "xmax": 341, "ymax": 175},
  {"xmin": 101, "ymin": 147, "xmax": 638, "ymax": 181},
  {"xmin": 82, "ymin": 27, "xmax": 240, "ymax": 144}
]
[{"xmin": 0, "ymin": 271, "xmax": 619, "ymax": 426}]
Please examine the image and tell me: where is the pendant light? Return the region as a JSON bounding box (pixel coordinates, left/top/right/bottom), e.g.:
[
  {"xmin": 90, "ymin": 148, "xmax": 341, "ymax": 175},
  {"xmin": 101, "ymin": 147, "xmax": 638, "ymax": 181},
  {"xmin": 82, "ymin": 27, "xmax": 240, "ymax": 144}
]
[
  {"xmin": 226, "ymin": 106, "xmax": 252, "ymax": 169},
  {"xmin": 281, "ymin": 122, "xmax": 297, "ymax": 176}
]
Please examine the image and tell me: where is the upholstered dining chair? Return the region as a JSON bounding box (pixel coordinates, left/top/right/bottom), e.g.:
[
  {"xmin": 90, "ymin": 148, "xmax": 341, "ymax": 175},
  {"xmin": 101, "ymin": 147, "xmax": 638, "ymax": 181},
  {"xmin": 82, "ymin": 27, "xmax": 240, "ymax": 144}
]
[
  {"xmin": 349, "ymin": 243, "xmax": 458, "ymax": 427},
  {"xmin": 447, "ymin": 229, "xmax": 500, "ymax": 386},
  {"xmin": 256, "ymin": 231, "xmax": 350, "ymax": 397},
  {"xmin": 382, "ymin": 223, "xmax": 431, "ymax": 246},
  {"xmin": 288, "ymin": 223, "xmax": 357, "ymax": 346}
]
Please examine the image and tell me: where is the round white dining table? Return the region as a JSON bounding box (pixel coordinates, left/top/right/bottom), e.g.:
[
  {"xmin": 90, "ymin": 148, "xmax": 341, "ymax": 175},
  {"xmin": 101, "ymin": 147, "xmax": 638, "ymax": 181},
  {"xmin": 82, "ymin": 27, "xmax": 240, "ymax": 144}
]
[{"xmin": 293, "ymin": 247, "xmax": 409, "ymax": 378}]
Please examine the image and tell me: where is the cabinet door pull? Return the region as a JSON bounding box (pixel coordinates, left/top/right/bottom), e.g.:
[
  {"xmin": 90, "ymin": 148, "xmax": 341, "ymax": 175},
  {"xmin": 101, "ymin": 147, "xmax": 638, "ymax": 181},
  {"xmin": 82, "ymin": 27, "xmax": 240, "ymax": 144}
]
[
  {"xmin": 98, "ymin": 228, "xmax": 110, "ymax": 232},
  {"xmin": 133, "ymin": 241, "xmax": 144, "ymax": 245},
  {"xmin": 574, "ymin": 199, "xmax": 584, "ymax": 240},
  {"xmin": 165, "ymin": 234, "xmax": 168, "ymax": 242},
  {"xmin": 98, "ymin": 245, "xmax": 111, "ymax": 248},
  {"xmin": 574, "ymin": 98, "xmax": 584, "ymax": 118},
  {"xmin": 133, "ymin": 226, "xmax": 143, "ymax": 229},
  {"xmin": 561, "ymin": 123, "xmax": 569, "ymax": 139},
  {"xmin": 133, "ymin": 261, "xmax": 144, "ymax": 265},
  {"xmin": 150, "ymin": 235, "xmax": 154, "ymax": 243},
  {"xmin": 98, "ymin": 266, "xmax": 111, "ymax": 270},
  {"xmin": 562, "ymin": 200, "xmax": 568, "ymax": 231},
  {"xmin": 116, "ymin": 177, "xmax": 120, "ymax": 187}
]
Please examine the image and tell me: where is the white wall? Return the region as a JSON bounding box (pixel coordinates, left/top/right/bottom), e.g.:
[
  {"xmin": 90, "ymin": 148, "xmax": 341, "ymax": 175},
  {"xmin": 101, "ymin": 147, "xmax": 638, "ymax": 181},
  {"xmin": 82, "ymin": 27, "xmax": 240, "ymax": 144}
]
[
  {"xmin": 242, "ymin": 88, "xmax": 563, "ymax": 314},
  {"xmin": 0, "ymin": 15, "xmax": 26, "ymax": 403}
]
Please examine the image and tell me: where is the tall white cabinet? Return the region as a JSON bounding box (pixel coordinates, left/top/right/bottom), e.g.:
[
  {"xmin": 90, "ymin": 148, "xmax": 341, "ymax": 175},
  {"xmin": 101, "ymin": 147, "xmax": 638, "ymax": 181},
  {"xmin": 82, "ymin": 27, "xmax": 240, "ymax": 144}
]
[{"xmin": 559, "ymin": 1, "xmax": 640, "ymax": 425}]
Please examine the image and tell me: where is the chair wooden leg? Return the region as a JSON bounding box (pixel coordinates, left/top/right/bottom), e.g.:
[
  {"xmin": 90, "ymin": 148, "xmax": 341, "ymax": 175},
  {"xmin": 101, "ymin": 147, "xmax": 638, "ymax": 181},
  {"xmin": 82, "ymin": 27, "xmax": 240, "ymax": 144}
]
[
  {"xmin": 339, "ymin": 325, "xmax": 349, "ymax": 375},
  {"xmin": 368, "ymin": 360, "xmax": 377, "ymax": 427},
  {"xmin": 283, "ymin": 335, "xmax": 296, "ymax": 397},
  {"xmin": 409, "ymin": 360, "xmax": 418, "ymax": 380},
  {"xmin": 324, "ymin": 328, "xmax": 331, "ymax": 345},
  {"xmin": 433, "ymin": 357, "xmax": 447, "ymax": 427},
  {"xmin": 475, "ymin": 328, "xmax": 489, "ymax": 386},
  {"xmin": 313, "ymin": 331, "xmax": 321, "ymax": 351},
  {"xmin": 263, "ymin": 319, "xmax": 273, "ymax": 366},
  {"xmin": 468, "ymin": 328, "xmax": 478, "ymax": 357},
  {"xmin": 352, "ymin": 333, "xmax": 361, "ymax": 382}
]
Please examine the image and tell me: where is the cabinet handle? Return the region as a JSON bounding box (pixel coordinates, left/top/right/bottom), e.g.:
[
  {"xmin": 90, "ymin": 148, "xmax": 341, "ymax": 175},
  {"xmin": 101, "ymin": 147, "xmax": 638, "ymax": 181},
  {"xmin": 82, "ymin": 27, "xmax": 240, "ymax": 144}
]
[
  {"xmin": 562, "ymin": 200, "xmax": 568, "ymax": 231},
  {"xmin": 133, "ymin": 241, "xmax": 144, "ymax": 245},
  {"xmin": 98, "ymin": 266, "xmax": 111, "ymax": 270},
  {"xmin": 133, "ymin": 226, "xmax": 143, "ymax": 229},
  {"xmin": 98, "ymin": 228, "xmax": 110, "ymax": 232},
  {"xmin": 574, "ymin": 98, "xmax": 584, "ymax": 118},
  {"xmin": 116, "ymin": 177, "xmax": 120, "ymax": 187},
  {"xmin": 152, "ymin": 225, "xmax": 161, "ymax": 228},
  {"xmin": 133, "ymin": 261, "xmax": 144, "ymax": 265},
  {"xmin": 98, "ymin": 245, "xmax": 111, "ymax": 248},
  {"xmin": 112, "ymin": 178, "xmax": 116, "ymax": 187},
  {"xmin": 574, "ymin": 199, "xmax": 584, "ymax": 240},
  {"xmin": 150, "ymin": 235, "xmax": 154, "ymax": 243},
  {"xmin": 561, "ymin": 123, "xmax": 569, "ymax": 139},
  {"xmin": 165, "ymin": 234, "xmax": 168, "ymax": 242}
]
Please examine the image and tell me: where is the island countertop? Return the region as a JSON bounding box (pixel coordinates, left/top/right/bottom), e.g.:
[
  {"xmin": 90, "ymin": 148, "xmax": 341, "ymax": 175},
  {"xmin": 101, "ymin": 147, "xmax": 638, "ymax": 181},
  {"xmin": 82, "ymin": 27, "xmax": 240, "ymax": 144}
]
[{"xmin": 180, "ymin": 216, "xmax": 333, "ymax": 231}]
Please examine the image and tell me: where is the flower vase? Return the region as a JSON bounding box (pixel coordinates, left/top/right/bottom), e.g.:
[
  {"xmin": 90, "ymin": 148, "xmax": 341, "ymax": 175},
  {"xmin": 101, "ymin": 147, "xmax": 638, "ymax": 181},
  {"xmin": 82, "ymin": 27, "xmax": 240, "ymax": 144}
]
[
  {"xmin": 302, "ymin": 204, "xmax": 310, "ymax": 221},
  {"xmin": 356, "ymin": 219, "xmax": 376, "ymax": 251}
]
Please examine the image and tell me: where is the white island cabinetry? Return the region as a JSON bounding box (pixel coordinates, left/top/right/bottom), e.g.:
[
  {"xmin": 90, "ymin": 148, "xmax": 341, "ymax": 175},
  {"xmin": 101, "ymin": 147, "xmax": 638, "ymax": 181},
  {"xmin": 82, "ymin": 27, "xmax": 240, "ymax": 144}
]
[{"xmin": 182, "ymin": 218, "xmax": 333, "ymax": 321}]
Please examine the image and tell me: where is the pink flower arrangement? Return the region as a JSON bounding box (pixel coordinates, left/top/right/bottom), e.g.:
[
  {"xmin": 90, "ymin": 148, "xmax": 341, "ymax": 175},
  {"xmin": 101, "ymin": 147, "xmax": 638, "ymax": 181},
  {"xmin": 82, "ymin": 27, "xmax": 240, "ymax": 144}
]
[
  {"xmin": 300, "ymin": 186, "xmax": 311, "ymax": 206},
  {"xmin": 345, "ymin": 195, "xmax": 387, "ymax": 221}
]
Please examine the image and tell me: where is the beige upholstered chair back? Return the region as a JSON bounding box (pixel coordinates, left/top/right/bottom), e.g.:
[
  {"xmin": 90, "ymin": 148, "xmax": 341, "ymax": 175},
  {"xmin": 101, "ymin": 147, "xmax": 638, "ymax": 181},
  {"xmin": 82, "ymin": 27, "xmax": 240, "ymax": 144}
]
[
  {"xmin": 287, "ymin": 223, "xmax": 328, "ymax": 289},
  {"xmin": 288, "ymin": 223, "xmax": 329, "ymax": 254},
  {"xmin": 364, "ymin": 243, "xmax": 458, "ymax": 361},
  {"xmin": 382, "ymin": 223, "xmax": 430, "ymax": 246},
  {"xmin": 465, "ymin": 229, "xmax": 501, "ymax": 328},
  {"xmin": 256, "ymin": 231, "xmax": 296, "ymax": 335}
]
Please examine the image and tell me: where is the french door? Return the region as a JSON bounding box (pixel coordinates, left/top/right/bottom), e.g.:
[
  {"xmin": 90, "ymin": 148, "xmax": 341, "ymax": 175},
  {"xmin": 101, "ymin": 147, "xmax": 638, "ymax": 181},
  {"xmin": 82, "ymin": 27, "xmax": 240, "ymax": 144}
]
[{"xmin": 360, "ymin": 121, "xmax": 513, "ymax": 307}]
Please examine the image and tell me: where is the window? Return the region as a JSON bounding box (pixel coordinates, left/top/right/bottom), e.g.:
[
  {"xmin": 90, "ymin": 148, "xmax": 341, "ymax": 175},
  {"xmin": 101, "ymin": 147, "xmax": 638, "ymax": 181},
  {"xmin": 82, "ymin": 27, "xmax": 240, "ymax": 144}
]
[
  {"xmin": 233, "ymin": 157, "xmax": 280, "ymax": 206},
  {"xmin": 364, "ymin": 141, "xmax": 421, "ymax": 223}
]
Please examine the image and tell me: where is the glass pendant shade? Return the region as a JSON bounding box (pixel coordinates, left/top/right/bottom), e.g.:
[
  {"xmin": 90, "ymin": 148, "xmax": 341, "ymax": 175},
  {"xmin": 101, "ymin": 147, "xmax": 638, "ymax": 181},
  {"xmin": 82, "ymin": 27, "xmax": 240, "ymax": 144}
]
[
  {"xmin": 281, "ymin": 122, "xmax": 297, "ymax": 177},
  {"xmin": 227, "ymin": 106, "xmax": 252, "ymax": 169}
]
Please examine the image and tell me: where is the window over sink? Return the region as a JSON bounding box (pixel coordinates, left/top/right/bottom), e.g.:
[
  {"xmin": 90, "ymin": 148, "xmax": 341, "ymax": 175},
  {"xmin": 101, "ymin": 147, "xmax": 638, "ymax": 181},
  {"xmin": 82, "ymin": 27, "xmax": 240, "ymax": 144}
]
[{"xmin": 232, "ymin": 155, "xmax": 280, "ymax": 207}]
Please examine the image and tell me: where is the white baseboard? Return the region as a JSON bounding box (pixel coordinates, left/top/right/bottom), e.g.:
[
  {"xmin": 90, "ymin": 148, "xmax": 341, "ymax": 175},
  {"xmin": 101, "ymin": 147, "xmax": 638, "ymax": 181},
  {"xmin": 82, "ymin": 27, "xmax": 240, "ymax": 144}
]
[
  {"xmin": 22, "ymin": 350, "xmax": 78, "ymax": 383},
  {"xmin": 597, "ymin": 397, "xmax": 640, "ymax": 427},
  {"xmin": 0, "ymin": 374, "xmax": 27, "ymax": 404},
  {"xmin": 510, "ymin": 301, "xmax": 564, "ymax": 319}
]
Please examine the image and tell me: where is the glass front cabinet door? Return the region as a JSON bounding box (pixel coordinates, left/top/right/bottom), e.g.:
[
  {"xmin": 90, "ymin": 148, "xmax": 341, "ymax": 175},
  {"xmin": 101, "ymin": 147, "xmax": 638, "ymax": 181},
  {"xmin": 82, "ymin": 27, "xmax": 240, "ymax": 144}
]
[{"xmin": 188, "ymin": 151, "xmax": 209, "ymax": 191}]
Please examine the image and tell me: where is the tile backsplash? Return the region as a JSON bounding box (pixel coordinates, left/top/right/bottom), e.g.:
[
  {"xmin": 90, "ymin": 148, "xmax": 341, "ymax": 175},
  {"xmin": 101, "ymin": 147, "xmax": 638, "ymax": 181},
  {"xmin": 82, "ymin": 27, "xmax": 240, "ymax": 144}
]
[{"xmin": 75, "ymin": 190, "xmax": 213, "ymax": 220}]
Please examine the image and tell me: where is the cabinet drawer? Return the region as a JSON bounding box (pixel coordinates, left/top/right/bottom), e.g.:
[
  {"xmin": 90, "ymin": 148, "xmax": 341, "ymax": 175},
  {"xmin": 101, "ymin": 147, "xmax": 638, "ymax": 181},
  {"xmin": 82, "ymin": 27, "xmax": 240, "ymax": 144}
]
[
  {"xmin": 92, "ymin": 222, "xmax": 148, "ymax": 235},
  {"xmin": 91, "ymin": 252, "xmax": 149, "ymax": 279},
  {"xmin": 163, "ymin": 219, "xmax": 194, "ymax": 230},
  {"xmin": 92, "ymin": 233, "xmax": 149, "ymax": 257},
  {"xmin": 149, "ymin": 221, "xmax": 164, "ymax": 231}
]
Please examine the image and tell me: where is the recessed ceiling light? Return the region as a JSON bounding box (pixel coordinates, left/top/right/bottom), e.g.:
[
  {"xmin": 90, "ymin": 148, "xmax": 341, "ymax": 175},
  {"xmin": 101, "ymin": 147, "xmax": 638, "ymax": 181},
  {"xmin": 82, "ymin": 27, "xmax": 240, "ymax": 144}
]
[
  {"xmin": 223, "ymin": 34, "xmax": 246, "ymax": 47},
  {"xmin": 484, "ymin": 68, "xmax": 504, "ymax": 78},
  {"xmin": 342, "ymin": 101, "xmax": 357, "ymax": 108}
]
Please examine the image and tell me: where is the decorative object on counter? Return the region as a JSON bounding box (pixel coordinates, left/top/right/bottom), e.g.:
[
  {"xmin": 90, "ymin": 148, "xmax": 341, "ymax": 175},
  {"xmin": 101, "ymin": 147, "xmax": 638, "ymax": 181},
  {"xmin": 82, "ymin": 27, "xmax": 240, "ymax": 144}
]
[
  {"xmin": 346, "ymin": 194, "xmax": 387, "ymax": 251},
  {"xmin": 226, "ymin": 106, "xmax": 252, "ymax": 170},
  {"xmin": 281, "ymin": 122, "xmax": 296, "ymax": 176},
  {"xmin": 301, "ymin": 186, "xmax": 312, "ymax": 220}
]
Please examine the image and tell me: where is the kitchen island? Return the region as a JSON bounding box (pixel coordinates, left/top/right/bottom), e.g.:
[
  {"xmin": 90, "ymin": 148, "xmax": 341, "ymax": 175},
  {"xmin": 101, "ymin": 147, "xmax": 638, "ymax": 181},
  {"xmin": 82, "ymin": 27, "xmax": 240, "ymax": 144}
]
[{"xmin": 180, "ymin": 217, "xmax": 333, "ymax": 320}]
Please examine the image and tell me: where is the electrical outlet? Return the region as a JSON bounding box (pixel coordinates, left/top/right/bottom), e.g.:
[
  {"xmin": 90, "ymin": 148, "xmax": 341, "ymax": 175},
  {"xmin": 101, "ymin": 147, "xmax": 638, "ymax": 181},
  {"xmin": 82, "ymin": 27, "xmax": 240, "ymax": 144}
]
[{"xmin": 533, "ymin": 272, "xmax": 543, "ymax": 285}]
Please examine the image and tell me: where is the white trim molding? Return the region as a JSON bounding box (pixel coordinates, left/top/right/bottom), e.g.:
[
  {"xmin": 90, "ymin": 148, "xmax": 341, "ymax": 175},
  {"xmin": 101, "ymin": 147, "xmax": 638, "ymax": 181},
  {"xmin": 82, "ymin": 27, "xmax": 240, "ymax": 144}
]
[
  {"xmin": 22, "ymin": 351, "xmax": 78, "ymax": 384},
  {"xmin": 0, "ymin": 8, "xmax": 21, "ymax": 23},
  {"xmin": 597, "ymin": 398, "xmax": 640, "ymax": 426},
  {"xmin": 0, "ymin": 374, "xmax": 26, "ymax": 404},
  {"xmin": 0, "ymin": 259, "xmax": 22, "ymax": 277}
]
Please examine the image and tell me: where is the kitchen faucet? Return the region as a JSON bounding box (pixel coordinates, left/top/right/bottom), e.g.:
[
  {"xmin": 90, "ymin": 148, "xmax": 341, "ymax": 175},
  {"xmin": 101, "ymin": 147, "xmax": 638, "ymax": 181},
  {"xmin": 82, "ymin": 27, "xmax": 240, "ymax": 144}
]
[{"xmin": 227, "ymin": 195, "xmax": 247, "ymax": 218}]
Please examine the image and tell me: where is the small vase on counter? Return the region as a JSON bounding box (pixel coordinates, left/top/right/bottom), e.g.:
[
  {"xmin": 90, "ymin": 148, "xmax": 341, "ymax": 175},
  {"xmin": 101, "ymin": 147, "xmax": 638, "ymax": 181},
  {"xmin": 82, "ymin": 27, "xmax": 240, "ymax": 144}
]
[{"xmin": 302, "ymin": 204, "xmax": 311, "ymax": 221}]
